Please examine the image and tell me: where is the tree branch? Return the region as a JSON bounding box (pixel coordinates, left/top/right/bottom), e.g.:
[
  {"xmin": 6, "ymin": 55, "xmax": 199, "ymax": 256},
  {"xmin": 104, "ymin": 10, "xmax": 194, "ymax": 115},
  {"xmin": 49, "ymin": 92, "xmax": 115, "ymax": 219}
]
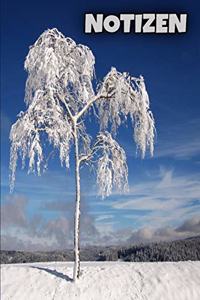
[
  {"xmin": 76, "ymin": 95, "xmax": 100, "ymax": 120},
  {"xmin": 79, "ymin": 139, "xmax": 104, "ymax": 164},
  {"xmin": 60, "ymin": 98, "xmax": 75, "ymax": 122},
  {"xmin": 76, "ymin": 90, "xmax": 116, "ymax": 121}
]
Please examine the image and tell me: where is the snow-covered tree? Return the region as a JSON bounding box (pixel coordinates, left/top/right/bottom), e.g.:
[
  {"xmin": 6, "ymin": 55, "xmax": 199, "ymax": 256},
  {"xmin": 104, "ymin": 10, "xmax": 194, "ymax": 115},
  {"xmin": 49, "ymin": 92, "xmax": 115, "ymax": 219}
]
[{"xmin": 9, "ymin": 28, "xmax": 155, "ymax": 281}]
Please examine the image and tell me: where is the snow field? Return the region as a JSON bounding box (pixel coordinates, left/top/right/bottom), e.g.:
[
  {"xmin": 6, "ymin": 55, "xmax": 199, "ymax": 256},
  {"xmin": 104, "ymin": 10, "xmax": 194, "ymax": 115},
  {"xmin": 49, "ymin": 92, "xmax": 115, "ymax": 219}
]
[{"xmin": 1, "ymin": 261, "xmax": 200, "ymax": 300}]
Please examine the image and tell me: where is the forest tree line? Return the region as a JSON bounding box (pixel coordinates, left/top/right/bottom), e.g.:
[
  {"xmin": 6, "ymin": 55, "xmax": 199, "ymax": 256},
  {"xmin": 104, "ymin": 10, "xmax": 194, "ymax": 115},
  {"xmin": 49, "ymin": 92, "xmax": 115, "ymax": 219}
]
[{"xmin": 1, "ymin": 236, "xmax": 199, "ymax": 264}]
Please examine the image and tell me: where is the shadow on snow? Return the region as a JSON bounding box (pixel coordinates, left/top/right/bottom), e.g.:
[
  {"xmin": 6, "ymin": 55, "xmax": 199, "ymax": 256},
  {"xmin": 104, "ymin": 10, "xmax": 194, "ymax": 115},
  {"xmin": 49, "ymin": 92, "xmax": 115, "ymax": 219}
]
[{"xmin": 31, "ymin": 266, "xmax": 73, "ymax": 282}]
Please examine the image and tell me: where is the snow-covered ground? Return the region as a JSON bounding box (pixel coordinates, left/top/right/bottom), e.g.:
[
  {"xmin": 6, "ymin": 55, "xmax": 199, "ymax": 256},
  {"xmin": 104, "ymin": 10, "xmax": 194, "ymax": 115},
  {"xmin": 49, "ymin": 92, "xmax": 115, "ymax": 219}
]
[{"xmin": 1, "ymin": 261, "xmax": 200, "ymax": 300}]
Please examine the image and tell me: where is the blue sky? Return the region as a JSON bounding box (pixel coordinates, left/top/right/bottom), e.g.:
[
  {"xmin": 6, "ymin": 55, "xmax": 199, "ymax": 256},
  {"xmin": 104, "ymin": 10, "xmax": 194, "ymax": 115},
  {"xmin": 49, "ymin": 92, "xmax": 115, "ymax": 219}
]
[{"xmin": 1, "ymin": 0, "xmax": 200, "ymax": 250}]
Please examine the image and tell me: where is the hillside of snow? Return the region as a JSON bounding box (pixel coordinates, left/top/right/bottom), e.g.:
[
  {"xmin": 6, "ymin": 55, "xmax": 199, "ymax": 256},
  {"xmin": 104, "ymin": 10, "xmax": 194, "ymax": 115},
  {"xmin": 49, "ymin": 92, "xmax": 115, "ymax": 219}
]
[{"xmin": 1, "ymin": 261, "xmax": 200, "ymax": 300}]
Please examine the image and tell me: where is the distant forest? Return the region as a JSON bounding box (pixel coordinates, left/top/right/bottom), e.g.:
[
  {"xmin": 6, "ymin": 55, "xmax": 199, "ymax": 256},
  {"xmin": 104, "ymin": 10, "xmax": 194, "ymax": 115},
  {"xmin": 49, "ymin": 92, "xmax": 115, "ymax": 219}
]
[
  {"xmin": 1, "ymin": 236, "xmax": 199, "ymax": 264},
  {"xmin": 117, "ymin": 236, "xmax": 200, "ymax": 262}
]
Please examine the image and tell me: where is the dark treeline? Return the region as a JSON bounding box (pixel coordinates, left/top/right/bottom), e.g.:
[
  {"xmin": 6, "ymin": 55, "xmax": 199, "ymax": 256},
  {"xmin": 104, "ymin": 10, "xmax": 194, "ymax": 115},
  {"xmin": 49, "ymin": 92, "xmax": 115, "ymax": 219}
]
[
  {"xmin": 0, "ymin": 247, "xmax": 102, "ymax": 264},
  {"xmin": 1, "ymin": 236, "xmax": 199, "ymax": 264},
  {"xmin": 117, "ymin": 236, "xmax": 200, "ymax": 262}
]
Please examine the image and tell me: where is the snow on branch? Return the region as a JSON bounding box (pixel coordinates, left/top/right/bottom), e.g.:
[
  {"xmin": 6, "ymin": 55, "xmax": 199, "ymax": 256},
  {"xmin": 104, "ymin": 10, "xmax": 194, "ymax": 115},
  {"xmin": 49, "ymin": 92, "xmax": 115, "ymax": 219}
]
[
  {"xmin": 24, "ymin": 28, "xmax": 95, "ymax": 113},
  {"xmin": 10, "ymin": 28, "xmax": 155, "ymax": 195},
  {"xmin": 9, "ymin": 89, "xmax": 73, "ymax": 191},
  {"xmin": 96, "ymin": 67, "xmax": 155, "ymax": 158},
  {"xmin": 93, "ymin": 132, "xmax": 128, "ymax": 198},
  {"xmin": 9, "ymin": 28, "xmax": 96, "ymax": 191}
]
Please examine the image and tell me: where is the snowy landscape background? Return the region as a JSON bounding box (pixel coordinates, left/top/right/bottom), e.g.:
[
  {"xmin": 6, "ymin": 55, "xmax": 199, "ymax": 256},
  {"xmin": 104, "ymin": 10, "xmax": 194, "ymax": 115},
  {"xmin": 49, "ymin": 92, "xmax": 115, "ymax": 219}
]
[{"xmin": 1, "ymin": 0, "xmax": 200, "ymax": 252}]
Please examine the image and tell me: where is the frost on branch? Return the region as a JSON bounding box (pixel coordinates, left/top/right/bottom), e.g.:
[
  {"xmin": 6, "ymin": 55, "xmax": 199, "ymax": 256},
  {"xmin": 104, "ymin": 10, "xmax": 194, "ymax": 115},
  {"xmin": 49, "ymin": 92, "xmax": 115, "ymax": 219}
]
[
  {"xmin": 94, "ymin": 132, "xmax": 128, "ymax": 198},
  {"xmin": 9, "ymin": 89, "xmax": 73, "ymax": 191},
  {"xmin": 9, "ymin": 28, "xmax": 97, "ymax": 191},
  {"xmin": 25, "ymin": 28, "xmax": 95, "ymax": 112},
  {"xmin": 10, "ymin": 28, "xmax": 155, "ymax": 196},
  {"xmin": 77, "ymin": 122, "xmax": 92, "ymax": 157},
  {"xmin": 96, "ymin": 67, "xmax": 155, "ymax": 158}
]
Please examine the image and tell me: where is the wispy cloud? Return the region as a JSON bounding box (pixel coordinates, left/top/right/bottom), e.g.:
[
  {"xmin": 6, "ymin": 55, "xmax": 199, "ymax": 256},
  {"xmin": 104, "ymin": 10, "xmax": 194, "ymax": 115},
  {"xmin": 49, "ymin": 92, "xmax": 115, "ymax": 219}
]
[
  {"xmin": 105, "ymin": 168, "xmax": 200, "ymax": 228},
  {"xmin": 123, "ymin": 118, "xmax": 200, "ymax": 161},
  {"xmin": 156, "ymin": 139, "xmax": 200, "ymax": 159},
  {"xmin": 155, "ymin": 118, "xmax": 200, "ymax": 160},
  {"xmin": 95, "ymin": 215, "xmax": 114, "ymax": 222}
]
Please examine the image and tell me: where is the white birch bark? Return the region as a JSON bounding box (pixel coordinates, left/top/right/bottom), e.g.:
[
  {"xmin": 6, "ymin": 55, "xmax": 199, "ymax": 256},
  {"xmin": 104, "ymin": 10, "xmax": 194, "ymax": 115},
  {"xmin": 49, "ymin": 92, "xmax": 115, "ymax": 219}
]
[{"xmin": 73, "ymin": 123, "xmax": 81, "ymax": 281}]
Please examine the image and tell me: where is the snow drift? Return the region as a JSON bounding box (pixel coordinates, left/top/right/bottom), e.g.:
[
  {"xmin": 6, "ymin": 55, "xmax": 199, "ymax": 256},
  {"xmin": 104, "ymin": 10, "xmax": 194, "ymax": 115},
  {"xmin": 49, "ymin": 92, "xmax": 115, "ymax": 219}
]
[{"xmin": 1, "ymin": 261, "xmax": 200, "ymax": 300}]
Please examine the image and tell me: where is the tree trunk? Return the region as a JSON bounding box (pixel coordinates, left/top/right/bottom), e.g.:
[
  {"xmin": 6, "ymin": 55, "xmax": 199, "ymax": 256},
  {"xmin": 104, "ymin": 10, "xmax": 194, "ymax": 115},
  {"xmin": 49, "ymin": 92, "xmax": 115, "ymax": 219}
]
[{"xmin": 73, "ymin": 124, "xmax": 81, "ymax": 282}]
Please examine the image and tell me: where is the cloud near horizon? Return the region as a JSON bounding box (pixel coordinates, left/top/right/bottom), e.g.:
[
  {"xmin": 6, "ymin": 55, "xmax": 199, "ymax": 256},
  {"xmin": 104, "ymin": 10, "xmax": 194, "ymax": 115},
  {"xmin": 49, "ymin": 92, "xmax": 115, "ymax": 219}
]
[{"xmin": 1, "ymin": 193, "xmax": 199, "ymax": 251}]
